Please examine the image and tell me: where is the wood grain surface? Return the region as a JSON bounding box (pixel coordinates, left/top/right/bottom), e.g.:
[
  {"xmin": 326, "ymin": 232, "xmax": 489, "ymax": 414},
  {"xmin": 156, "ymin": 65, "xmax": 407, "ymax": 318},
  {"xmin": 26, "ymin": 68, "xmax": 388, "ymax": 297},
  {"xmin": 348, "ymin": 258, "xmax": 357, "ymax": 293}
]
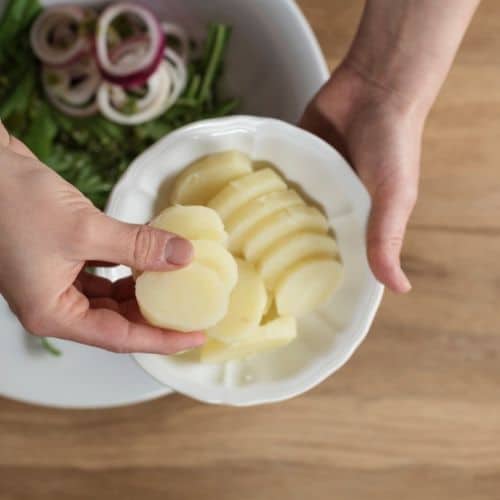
[{"xmin": 2, "ymin": 1, "xmax": 500, "ymax": 499}]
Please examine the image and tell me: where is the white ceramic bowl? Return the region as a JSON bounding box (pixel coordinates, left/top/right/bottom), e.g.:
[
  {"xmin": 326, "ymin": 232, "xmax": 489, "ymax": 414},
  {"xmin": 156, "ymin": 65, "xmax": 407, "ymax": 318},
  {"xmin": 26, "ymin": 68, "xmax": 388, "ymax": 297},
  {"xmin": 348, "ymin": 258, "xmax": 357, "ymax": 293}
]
[
  {"xmin": 102, "ymin": 116, "xmax": 384, "ymax": 406},
  {"xmin": 0, "ymin": 0, "xmax": 332, "ymax": 409}
]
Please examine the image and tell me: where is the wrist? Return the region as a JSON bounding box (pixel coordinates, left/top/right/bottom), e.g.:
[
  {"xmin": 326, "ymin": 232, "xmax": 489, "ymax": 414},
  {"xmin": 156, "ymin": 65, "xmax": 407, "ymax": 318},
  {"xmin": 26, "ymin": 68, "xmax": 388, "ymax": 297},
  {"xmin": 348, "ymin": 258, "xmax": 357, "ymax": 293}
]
[
  {"xmin": 318, "ymin": 61, "xmax": 429, "ymax": 132},
  {"xmin": 338, "ymin": 54, "xmax": 434, "ymax": 123},
  {"xmin": 342, "ymin": 0, "xmax": 480, "ymax": 122}
]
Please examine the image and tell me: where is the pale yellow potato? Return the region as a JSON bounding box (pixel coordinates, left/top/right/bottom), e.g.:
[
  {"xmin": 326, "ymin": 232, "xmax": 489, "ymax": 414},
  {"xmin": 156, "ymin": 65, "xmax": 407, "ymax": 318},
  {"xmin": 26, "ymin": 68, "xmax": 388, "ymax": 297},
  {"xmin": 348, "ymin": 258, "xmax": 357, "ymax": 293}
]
[
  {"xmin": 275, "ymin": 258, "xmax": 344, "ymax": 317},
  {"xmin": 258, "ymin": 232, "xmax": 338, "ymax": 290},
  {"xmin": 150, "ymin": 205, "xmax": 227, "ymax": 244},
  {"xmin": 200, "ymin": 316, "xmax": 297, "ymax": 363},
  {"xmin": 225, "ymin": 189, "xmax": 304, "ymax": 254},
  {"xmin": 207, "ymin": 259, "xmax": 267, "ymax": 343},
  {"xmin": 262, "ymin": 292, "xmax": 273, "ymax": 317},
  {"xmin": 207, "ymin": 168, "xmax": 287, "ymax": 221},
  {"xmin": 243, "ymin": 205, "xmax": 329, "ymax": 263},
  {"xmin": 192, "ymin": 240, "xmax": 238, "ymax": 292},
  {"xmin": 136, "ymin": 262, "xmax": 229, "ymax": 332},
  {"xmin": 170, "ymin": 150, "xmax": 252, "ymax": 205}
]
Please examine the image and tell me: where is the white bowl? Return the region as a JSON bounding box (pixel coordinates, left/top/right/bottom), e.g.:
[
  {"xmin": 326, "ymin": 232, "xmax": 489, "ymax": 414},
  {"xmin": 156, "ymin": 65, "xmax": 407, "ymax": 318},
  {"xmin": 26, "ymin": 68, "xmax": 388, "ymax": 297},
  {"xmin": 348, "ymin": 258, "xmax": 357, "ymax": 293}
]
[
  {"xmin": 0, "ymin": 0, "xmax": 333, "ymax": 409},
  {"xmin": 102, "ymin": 116, "xmax": 384, "ymax": 406}
]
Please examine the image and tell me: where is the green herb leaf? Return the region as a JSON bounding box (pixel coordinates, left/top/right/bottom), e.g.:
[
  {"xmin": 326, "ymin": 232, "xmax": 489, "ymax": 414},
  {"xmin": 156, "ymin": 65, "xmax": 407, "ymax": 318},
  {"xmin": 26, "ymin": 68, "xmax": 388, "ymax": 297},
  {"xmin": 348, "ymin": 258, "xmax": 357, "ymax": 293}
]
[
  {"xmin": 41, "ymin": 338, "xmax": 62, "ymax": 357},
  {"xmin": 23, "ymin": 101, "xmax": 58, "ymax": 162}
]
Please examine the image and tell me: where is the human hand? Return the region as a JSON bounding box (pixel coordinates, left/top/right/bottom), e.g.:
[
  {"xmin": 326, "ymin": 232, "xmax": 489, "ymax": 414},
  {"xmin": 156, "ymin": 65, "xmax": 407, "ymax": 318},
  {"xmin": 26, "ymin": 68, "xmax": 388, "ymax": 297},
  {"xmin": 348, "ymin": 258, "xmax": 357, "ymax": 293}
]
[
  {"xmin": 301, "ymin": 64, "xmax": 423, "ymax": 293},
  {"xmin": 301, "ymin": 0, "xmax": 479, "ymax": 293},
  {"xmin": 0, "ymin": 126, "xmax": 205, "ymax": 353}
]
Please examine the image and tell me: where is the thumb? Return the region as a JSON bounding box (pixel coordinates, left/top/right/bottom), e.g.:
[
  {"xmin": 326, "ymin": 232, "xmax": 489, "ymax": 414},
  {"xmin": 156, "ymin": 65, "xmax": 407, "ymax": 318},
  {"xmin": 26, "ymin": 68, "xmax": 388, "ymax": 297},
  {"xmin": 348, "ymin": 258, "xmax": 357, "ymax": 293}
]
[
  {"xmin": 366, "ymin": 179, "xmax": 417, "ymax": 293},
  {"xmin": 84, "ymin": 213, "xmax": 193, "ymax": 271}
]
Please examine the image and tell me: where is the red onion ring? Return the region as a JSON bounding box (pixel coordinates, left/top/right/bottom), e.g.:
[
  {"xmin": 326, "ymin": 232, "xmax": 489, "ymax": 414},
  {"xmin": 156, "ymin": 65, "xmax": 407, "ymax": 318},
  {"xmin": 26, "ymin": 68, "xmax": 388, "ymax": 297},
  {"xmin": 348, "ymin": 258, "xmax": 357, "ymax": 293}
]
[
  {"xmin": 96, "ymin": 3, "xmax": 165, "ymax": 84},
  {"xmin": 162, "ymin": 22, "xmax": 189, "ymax": 61},
  {"xmin": 97, "ymin": 61, "xmax": 171, "ymax": 125},
  {"xmin": 42, "ymin": 58, "xmax": 100, "ymax": 117},
  {"xmin": 162, "ymin": 48, "xmax": 187, "ymax": 110},
  {"xmin": 101, "ymin": 35, "xmax": 165, "ymax": 88},
  {"xmin": 30, "ymin": 6, "xmax": 93, "ymax": 67}
]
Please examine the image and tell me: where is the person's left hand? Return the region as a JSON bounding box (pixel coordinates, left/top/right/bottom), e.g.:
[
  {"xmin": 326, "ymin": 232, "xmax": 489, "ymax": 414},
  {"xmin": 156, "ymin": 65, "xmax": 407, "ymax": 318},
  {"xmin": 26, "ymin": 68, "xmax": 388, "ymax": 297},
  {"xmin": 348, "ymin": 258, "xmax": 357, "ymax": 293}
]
[{"xmin": 301, "ymin": 63, "xmax": 424, "ymax": 293}]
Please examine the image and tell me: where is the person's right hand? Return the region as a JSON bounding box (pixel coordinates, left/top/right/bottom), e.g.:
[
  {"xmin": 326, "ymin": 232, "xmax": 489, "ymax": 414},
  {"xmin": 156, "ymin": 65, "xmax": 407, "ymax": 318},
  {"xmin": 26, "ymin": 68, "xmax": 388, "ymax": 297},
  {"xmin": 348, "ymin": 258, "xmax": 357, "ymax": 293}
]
[{"xmin": 0, "ymin": 125, "xmax": 205, "ymax": 354}]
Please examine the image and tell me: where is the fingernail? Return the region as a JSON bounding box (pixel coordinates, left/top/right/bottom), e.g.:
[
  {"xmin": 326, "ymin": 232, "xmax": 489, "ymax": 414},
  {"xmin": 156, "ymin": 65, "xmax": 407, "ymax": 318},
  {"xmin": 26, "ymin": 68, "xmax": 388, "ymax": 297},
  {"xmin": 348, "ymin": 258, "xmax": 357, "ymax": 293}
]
[{"xmin": 164, "ymin": 237, "xmax": 193, "ymax": 265}]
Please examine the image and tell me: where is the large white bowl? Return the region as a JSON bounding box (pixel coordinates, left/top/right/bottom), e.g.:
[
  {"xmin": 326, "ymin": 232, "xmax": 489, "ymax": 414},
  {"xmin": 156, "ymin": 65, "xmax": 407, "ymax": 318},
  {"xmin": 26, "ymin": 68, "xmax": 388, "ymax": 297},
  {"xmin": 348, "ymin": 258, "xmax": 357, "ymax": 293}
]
[
  {"xmin": 0, "ymin": 0, "xmax": 332, "ymax": 409},
  {"xmin": 102, "ymin": 116, "xmax": 384, "ymax": 406}
]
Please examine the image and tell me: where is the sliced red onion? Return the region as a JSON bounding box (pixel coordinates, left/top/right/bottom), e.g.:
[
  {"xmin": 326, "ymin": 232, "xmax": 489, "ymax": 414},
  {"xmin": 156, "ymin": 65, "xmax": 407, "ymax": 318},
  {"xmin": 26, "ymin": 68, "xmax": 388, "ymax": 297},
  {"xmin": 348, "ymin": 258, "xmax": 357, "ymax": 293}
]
[
  {"xmin": 30, "ymin": 6, "xmax": 93, "ymax": 67},
  {"xmin": 110, "ymin": 35, "xmax": 150, "ymax": 66},
  {"xmin": 96, "ymin": 3, "xmax": 165, "ymax": 83},
  {"xmin": 162, "ymin": 22, "xmax": 189, "ymax": 61},
  {"xmin": 42, "ymin": 58, "xmax": 100, "ymax": 117},
  {"xmin": 97, "ymin": 61, "xmax": 171, "ymax": 125},
  {"xmin": 101, "ymin": 35, "xmax": 165, "ymax": 88},
  {"xmin": 161, "ymin": 48, "xmax": 187, "ymax": 111}
]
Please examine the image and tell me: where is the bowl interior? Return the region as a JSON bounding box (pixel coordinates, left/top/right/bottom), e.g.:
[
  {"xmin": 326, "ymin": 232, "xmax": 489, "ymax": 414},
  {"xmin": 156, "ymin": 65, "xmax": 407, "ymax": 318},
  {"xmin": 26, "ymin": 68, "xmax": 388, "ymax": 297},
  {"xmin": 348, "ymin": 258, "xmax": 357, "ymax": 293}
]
[{"xmin": 103, "ymin": 116, "xmax": 383, "ymax": 405}]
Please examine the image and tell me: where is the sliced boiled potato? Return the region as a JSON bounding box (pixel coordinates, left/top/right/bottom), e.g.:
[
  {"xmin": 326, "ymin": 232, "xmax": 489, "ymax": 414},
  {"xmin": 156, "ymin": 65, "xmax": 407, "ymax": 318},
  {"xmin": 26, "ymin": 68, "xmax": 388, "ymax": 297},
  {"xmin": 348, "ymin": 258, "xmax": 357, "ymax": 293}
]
[
  {"xmin": 258, "ymin": 232, "xmax": 338, "ymax": 290},
  {"xmin": 192, "ymin": 240, "xmax": 238, "ymax": 292},
  {"xmin": 170, "ymin": 150, "xmax": 252, "ymax": 205},
  {"xmin": 243, "ymin": 205, "xmax": 329, "ymax": 263},
  {"xmin": 262, "ymin": 292, "xmax": 273, "ymax": 316},
  {"xmin": 225, "ymin": 189, "xmax": 304, "ymax": 254},
  {"xmin": 151, "ymin": 205, "xmax": 227, "ymax": 244},
  {"xmin": 208, "ymin": 168, "xmax": 287, "ymax": 221},
  {"xmin": 200, "ymin": 316, "xmax": 297, "ymax": 363},
  {"xmin": 275, "ymin": 258, "xmax": 343, "ymax": 317},
  {"xmin": 207, "ymin": 259, "xmax": 267, "ymax": 343},
  {"xmin": 136, "ymin": 262, "xmax": 229, "ymax": 332}
]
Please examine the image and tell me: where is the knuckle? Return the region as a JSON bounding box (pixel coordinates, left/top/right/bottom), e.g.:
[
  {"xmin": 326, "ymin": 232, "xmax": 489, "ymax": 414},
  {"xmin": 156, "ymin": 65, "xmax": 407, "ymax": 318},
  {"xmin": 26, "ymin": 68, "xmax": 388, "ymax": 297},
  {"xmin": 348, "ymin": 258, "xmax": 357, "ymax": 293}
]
[
  {"xmin": 109, "ymin": 325, "xmax": 132, "ymax": 354},
  {"xmin": 132, "ymin": 225, "xmax": 161, "ymax": 269},
  {"xmin": 108, "ymin": 342, "xmax": 126, "ymax": 354}
]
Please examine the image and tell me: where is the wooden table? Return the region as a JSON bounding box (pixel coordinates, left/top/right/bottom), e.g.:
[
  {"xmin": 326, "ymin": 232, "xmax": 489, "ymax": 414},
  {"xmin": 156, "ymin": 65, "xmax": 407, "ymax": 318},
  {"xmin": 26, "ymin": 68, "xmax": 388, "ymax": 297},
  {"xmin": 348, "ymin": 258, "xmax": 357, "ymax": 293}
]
[{"xmin": 2, "ymin": 2, "xmax": 500, "ymax": 499}]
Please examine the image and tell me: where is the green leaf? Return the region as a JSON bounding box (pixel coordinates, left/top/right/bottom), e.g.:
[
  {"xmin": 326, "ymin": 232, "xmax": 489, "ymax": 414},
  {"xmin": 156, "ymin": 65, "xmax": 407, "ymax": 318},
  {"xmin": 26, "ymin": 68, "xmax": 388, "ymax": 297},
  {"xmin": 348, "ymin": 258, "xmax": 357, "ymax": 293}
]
[
  {"xmin": 23, "ymin": 101, "xmax": 58, "ymax": 162},
  {"xmin": 0, "ymin": 0, "xmax": 41, "ymax": 49},
  {"xmin": 41, "ymin": 338, "xmax": 62, "ymax": 357},
  {"xmin": 0, "ymin": 65, "xmax": 35, "ymax": 120},
  {"xmin": 198, "ymin": 24, "xmax": 232, "ymax": 102}
]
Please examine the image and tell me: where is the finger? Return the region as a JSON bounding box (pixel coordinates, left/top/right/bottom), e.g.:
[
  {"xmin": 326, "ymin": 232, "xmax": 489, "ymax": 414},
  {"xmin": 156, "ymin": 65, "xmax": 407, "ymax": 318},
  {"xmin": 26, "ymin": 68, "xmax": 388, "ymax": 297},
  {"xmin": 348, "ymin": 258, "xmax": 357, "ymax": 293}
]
[
  {"xmin": 367, "ymin": 180, "xmax": 416, "ymax": 293},
  {"xmin": 51, "ymin": 287, "xmax": 205, "ymax": 354},
  {"xmin": 83, "ymin": 213, "xmax": 194, "ymax": 272},
  {"xmin": 77, "ymin": 272, "xmax": 113, "ymax": 298},
  {"xmin": 112, "ymin": 276, "xmax": 136, "ymax": 302},
  {"xmin": 78, "ymin": 307, "xmax": 205, "ymax": 354}
]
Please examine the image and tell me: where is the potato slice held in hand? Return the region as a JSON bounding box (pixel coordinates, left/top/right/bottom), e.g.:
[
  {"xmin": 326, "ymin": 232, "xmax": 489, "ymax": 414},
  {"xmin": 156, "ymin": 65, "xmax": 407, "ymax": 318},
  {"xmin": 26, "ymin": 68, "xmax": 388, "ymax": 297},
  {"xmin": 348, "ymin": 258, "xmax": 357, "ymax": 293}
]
[
  {"xmin": 136, "ymin": 263, "xmax": 229, "ymax": 332},
  {"xmin": 275, "ymin": 258, "xmax": 343, "ymax": 317},
  {"xmin": 258, "ymin": 232, "xmax": 338, "ymax": 290},
  {"xmin": 208, "ymin": 168, "xmax": 287, "ymax": 221},
  {"xmin": 151, "ymin": 205, "xmax": 227, "ymax": 244},
  {"xmin": 170, "ymin": 151, "xmax": 252, "ymax": 205},
  {"xmin": 201, "ymin": 316, "xmax": 297, "ymax": 363},
  {"xmin": 226, "ymin": 189, "xmax": 304, "ymax": 254},
  {"xmin": 192, "ymin": 240, "xmax": 238, "ymax": 292},
  {"xmin": 207, "ymin": 259, "xmax": 267, "ymax": 343},
  {"xmin": 243, "ymin": 205, "xmax": 329, "ymax": 263}
]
